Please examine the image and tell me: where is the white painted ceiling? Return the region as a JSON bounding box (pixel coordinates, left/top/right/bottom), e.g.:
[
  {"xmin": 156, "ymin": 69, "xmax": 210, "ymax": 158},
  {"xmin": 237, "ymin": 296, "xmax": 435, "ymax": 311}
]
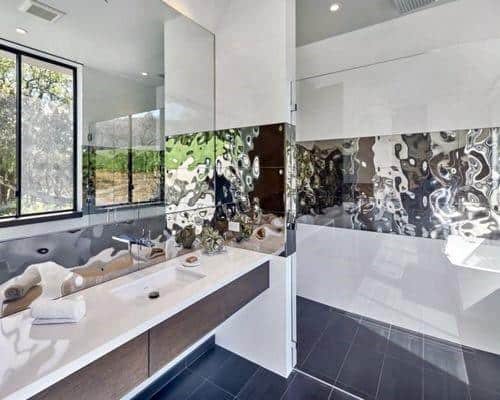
[
  {"xmin": 0, "ymin": 0, "xmax": 180, "ymax": 86},
  {"xmin": 296, "ymin": 0, "xmax": 456, "ymax": 47}
]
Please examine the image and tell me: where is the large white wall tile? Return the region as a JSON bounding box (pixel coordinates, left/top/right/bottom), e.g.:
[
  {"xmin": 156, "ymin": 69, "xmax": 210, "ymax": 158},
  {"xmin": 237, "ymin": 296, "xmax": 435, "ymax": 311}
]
[{"xmin": 297, "ymin": 224, "xmax": 500, "ymax": 355}]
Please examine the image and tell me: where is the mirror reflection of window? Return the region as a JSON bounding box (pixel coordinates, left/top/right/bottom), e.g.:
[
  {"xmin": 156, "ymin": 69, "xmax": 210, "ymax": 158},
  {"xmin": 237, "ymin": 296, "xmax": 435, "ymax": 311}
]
[
  {"xmin": 0, "ymin": 49, "xmax": 17, "ymax": 218},
  {"xmin": 0, "ymin": 48, "xmax": 76, "ymax": 220},
  {"xmin": 21, "ymin": 56, "xmax": 75, "ymax": 215}
]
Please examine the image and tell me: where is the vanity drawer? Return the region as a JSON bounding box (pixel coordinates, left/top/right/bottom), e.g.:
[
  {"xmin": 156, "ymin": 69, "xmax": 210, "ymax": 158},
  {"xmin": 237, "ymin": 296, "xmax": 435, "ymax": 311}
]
[
  {"xmin": 31, "ymin": 333, "xmax": 148, "ymax": 400},
  {"xmin": 222, "ymin": 261, "xmax": 270, "ymax": 316},
  {"xmin": 149, "ymin": 261, "xmax": 269, "ymax": 374},
  {"xmin": 149, "ymin": 287, "xmax": 227, "ymax": 373}
]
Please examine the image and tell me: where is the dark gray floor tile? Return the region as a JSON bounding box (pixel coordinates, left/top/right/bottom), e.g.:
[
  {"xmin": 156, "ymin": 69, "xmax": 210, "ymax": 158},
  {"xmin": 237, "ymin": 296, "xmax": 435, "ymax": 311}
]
[
  {"xmin": 133, "ymin": 362, "xmax": 185, "ymax": 399},
  {"xmin": 282, "ymin": 372, "xmax": 331, "ymax": 400},
  {"xmin": 423, "ymin": 339, "xmax": 468, "ymax": 383},
  {"xmin": 377, "ymin": 356, "xmax": 422, "ymax": 400},
  {"xmin": 469, "ymin": 387, "xmax": 500, "ymax": 400},
  {"xmin": 353, "ymin": 320, "xmax": 390, "ymax": 355},
  {"xmin": 185, "ymin": 336, "xmax": 216, "ymax": 366},
  {"xmin": 297, "ymin": 297, "xmax": 333, "ymax": 366},
  {"xmin": 209, "ymin": 352, "xmax": 259, "ymax": 396},
  {"xmin": 301, "ymin": 335, "xmax": 351, "ymax": 385},
  {"xmin": 325, "ymin": 313, "xmax": 361, "ymax": 345},
  {"xmin": 297, "ymin": 296, "xmax": 331, "ymax": 318},
  {"xmin": 336, "ymin": 344, "xmax": 384, "ymax": 400},
  {"xmin": 188, "ymin": 346, "xmax": 232, "ymax": 380},
  {"xmin": 330, "ymin": 387, "xmax": 361, "ymax": 400},
  {"xmin": 237, "ymin": 367, "xmax": 289, "ymax": 400},
  {"xmin": 386, "ymin": 328, "xmax": 423, "ymax": 367},
  {"xmin": 465, "ymin": 349, "xmax": 500, "ymax": 394},
  {"xmin": 331, "ymin": 307, "xmax": 362, "ymax": 322},
  {"xmin": 152, "ymin": 369, "xmax": 205, "ymax": 400},
  {"xmin": 423, "ymin": 366, "xmax": 469, "ymax": 400},
  {"xmin": 188, "ymin": 380, "xmax": 234, "ymax": 400}
]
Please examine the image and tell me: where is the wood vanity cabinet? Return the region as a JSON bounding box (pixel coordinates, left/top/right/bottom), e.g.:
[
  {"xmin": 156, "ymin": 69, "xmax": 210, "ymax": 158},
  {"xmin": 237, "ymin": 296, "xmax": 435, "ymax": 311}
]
[
  {"xmin": 31, "ymin": 333, "xmax": 149, "ymax": 400},
  {"xmin": 30, "ymin": 262, "xmax": 270, "ymax": 399},
  {"xmin": 149, "ymin": 261, "xmax": 270, "ymax": 373}
]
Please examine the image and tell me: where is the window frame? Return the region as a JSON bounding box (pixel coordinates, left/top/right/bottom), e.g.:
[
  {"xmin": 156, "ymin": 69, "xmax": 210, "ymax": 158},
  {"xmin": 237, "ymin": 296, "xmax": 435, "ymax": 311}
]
[
  {"xmin": 0, "ymin": 43, "xmax": 79, "ymax": 227},
  {"xmin": 92, "ymin": 112, "xmax": 165, "ymax": 210}
]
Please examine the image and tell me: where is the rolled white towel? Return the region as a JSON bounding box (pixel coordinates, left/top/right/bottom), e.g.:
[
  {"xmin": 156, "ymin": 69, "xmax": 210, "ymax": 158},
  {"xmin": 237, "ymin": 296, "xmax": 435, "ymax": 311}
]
[{"xmin": 31, "ymin": 298, "xmax": 86, "ymax": 325}]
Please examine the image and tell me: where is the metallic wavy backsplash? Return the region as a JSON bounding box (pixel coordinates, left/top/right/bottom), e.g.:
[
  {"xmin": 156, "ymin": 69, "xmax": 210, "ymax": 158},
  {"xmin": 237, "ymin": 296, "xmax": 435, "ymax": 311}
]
[
  {"xmin": 297, "ymin": 128, "xmax": 500, "ymax": 241},
  {"xmin": 0, "ymin": 123, "xmax": 296, "ymax": 318}
]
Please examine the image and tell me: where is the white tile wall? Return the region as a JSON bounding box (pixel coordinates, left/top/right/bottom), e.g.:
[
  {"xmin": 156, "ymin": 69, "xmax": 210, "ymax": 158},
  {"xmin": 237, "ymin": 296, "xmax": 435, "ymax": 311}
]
[{"xmin": 297, "ymin": 224, "xmax": 500, "ymax": 354}]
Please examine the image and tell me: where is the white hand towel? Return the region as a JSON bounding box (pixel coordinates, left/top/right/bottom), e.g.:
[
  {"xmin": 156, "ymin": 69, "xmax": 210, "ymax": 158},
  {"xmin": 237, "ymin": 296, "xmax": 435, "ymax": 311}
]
[{"xmin": 31, "ymin": 298, "xmax": 86, "ymax": 324}]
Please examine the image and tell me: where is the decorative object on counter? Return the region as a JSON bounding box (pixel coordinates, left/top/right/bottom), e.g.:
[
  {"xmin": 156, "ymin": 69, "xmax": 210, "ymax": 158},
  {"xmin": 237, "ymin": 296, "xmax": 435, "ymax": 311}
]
[
  {"xmin": 175, "ymin": 225, "xmax": 197, "ymax": 249},
  {"xmin": 31, "ymin": 298, "xmax": 86, "ymax": 325},
  {"xmin": 200, "ymin": 226, "xmax": 225, "ymax": 255},
  {"xmin": 255, "ymin": 226, "xmax": 267, "ymax": 241},
  {"xmin": 3, "ymin": 265, "xmax": 41, "ymax": 301},
  {"xmin": 297, "ymin": 128, "xmax": 500, "ymax": 241},
  {"xmin": 182, "ymin": 255, "xmax": 200, "ymax": 268},
  {"xmin": 232, "ymin": 214, "xmax": 253, "ymax": 242},
  {"xmin": 147, "ymin": 247, "xmax": 166, "ymax": 260}
]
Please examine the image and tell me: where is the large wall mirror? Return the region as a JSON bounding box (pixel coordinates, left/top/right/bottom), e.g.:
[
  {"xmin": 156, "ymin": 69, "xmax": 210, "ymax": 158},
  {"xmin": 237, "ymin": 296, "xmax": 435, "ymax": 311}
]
[{"xmin": 0, "ymin": 0, "xmax": 215, "ymax": 235}]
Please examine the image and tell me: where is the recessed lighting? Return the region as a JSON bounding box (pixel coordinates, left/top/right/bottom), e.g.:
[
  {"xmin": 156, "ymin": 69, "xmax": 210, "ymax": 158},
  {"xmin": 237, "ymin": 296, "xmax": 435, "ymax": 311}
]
[
  {"xmin": 141, "ymin": 72, "xmax": 149, "ymax": 77},
  {"xmin": 330, "ymin": 3, "xmax": 341, "ymax": 12},
  {"xmin": 16, "ymin": 27, "xmax": 28, "ymax": 35}
]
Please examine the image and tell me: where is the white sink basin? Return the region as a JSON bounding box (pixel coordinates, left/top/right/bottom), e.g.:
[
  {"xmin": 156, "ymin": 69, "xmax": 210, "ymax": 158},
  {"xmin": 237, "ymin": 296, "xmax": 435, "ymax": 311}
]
[{"xmin": 111, "ymin": 267, "xmax": 206, "ymax": 301}]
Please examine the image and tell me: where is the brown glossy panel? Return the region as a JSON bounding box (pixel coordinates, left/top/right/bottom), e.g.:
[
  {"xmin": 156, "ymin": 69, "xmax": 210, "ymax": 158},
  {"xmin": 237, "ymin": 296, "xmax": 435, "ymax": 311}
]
[
  {"xmin": 149, "ymin": 262, "xmax": 270, "ymax": 374},
  {"xmin": 32, "ymin": 333, "xmax": 148, "ymax": 400},
  {"xmin": 149, "ymin": 287, "xmax": 227, "ymax": 374},
  {"xmin": 223, "ymin": 261, "xmax": 270, "ymax": 316},
  {"xmin": 249, "ymin": 124, "xmax": 285, "ymax": 168},
  {"xmin": 253, "ymin": 168, "xmax": 285, "ymax": 212}
]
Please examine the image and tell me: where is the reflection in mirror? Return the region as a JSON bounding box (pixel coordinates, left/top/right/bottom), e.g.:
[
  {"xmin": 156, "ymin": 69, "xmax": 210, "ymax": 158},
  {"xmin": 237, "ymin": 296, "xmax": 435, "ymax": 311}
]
[{"xmin": 0, "ymin": 0, "xmax": 215, "ymax": 230}]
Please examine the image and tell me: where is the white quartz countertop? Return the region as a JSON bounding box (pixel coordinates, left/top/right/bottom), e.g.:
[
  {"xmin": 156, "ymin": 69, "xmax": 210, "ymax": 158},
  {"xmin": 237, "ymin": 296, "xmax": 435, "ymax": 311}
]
[{"xmin": 0, "ymin": 247, "xmax": 270, "ymax": 400}]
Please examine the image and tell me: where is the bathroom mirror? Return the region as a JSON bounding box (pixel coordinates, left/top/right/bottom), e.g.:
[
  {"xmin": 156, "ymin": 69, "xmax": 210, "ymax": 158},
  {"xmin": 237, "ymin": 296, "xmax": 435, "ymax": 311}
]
[{"xmin": 0, "ymin": 0, "xmax": 215, "ymax": 230}]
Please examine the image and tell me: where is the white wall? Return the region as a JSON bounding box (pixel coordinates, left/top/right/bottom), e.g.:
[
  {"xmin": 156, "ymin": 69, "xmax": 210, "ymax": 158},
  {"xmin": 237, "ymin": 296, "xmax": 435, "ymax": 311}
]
[
  {"xmin": 216, "ymin": 255, "xmax": 295, "ymax": 377},
  {"xmin": 164, "ymin": 15, "xmax": 215, "ymax": 136},
  {"xmin": 162, "ymin": 0, "xmax": 231, "ymax": 33},
  {"xmin": 297, "ymin": 0, "xmax": 500, "ymax": 140},
  {"xmin": 296, "ymin": 0, "xmax": 500, "ymax": 353},
  {"xmin": 298, "ymin": 225, "xmax": 500, "ymax": 355},
  {"xmin": 164, "ymin": 0, "xmax": 295, "ymax": 130},
  {"xmin": 215, "ymin": 0, "xmax": 295, "ymax": 129},
  {"xmin": 83, "ymin": 66, "xmax": 158, "ymax": 143}
]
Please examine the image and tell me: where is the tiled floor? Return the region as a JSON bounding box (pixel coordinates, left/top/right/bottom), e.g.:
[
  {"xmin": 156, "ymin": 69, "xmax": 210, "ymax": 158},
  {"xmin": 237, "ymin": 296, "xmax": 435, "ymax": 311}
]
[
  {"xmin": 144, "ymin": 344, "xmax": 355, "ymax": 400},
  {"xmin": 297, "ymin": 296, "xmax": 500, "ymax": 400}
]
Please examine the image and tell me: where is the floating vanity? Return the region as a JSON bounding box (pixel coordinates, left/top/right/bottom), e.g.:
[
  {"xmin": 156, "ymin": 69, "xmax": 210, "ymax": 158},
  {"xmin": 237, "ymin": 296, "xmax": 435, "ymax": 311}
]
[{"xmin": 0, "ymin": 247, "xmax": 270, "ymax": 400}]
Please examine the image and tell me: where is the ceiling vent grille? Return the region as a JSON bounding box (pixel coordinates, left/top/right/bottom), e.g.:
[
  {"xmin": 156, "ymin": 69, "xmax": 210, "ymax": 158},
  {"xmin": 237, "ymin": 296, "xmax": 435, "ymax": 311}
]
[
  {"xmin": 19, "ymin": 0, "xmax": 65, "ymax": 22},
  {"xmin": 393, "ymin": 0, "xmax": 437, "ymax": 14}
]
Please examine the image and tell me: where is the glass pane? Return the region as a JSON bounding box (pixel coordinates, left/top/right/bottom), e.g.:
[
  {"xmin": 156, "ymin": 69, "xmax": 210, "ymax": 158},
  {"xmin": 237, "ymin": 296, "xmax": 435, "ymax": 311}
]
[
  {"xmin": 94, "ymin": 117, "xmax": 130, "ymax": 206},
  {"xmin": 132, "ymin": 111, "xmax": 162, "ymax": 203},
  {"xmin": 21, "ymin": 56, "xmax": 74, "ymax": 214},
  {"xmin": 0, "ymin": 50, "xmax": 17, "ymax": 217}
]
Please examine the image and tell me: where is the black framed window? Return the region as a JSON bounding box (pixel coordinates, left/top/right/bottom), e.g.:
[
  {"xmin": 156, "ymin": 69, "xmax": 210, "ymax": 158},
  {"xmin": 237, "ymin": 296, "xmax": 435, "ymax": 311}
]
[
  {"xmin": 0, "ymin": 44, "xmax": 78, "ymax": 224},
  {"xmin": 92, "ymin": 110, "xmax": 163, "ymax": 208}
]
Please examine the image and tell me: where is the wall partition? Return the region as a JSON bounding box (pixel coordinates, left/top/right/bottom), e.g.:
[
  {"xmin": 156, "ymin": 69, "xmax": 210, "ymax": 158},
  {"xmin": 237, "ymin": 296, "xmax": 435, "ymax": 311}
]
[{"xmin": 295, "ymin": 0, "xmax": 500, "ymax": 356}]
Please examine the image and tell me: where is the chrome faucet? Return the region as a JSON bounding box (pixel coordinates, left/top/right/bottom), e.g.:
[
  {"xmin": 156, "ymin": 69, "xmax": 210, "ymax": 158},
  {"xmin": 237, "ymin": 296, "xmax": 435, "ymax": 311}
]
[{"xmin": 112, "ymin": 230, "xmax": 155, "ymax": 263}]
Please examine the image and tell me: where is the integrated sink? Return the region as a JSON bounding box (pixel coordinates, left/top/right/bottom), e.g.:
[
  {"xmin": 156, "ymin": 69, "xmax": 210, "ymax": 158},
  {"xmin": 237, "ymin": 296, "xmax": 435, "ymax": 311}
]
[{"xmin": 111, "ymin": 267, "xmax": 206, "ymax": 301}]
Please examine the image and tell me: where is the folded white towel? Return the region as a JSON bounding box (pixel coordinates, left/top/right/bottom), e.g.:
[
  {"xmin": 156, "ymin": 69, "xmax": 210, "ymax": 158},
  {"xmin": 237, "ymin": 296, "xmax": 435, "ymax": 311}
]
[{"xmin": 31, "ymin": 298, "xmax": 86, "ymax": 324}]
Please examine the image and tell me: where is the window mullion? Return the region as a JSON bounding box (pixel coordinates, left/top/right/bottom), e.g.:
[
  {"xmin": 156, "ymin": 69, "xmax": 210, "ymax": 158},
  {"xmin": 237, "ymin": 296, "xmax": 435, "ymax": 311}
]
[{"xmin": 15, "ymin": 53, "xmax": 22, "ymax": 218}]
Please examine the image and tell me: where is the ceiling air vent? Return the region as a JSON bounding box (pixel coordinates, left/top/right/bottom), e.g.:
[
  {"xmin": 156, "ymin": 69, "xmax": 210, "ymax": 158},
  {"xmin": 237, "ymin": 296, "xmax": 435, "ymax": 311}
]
[
  {"xmin": 393, "ymin": 0, "xmax": 437, "ymax": 14},
  {"xmin": 19, "ymin": 0, "xmax": 65, "ymax": 22}
]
